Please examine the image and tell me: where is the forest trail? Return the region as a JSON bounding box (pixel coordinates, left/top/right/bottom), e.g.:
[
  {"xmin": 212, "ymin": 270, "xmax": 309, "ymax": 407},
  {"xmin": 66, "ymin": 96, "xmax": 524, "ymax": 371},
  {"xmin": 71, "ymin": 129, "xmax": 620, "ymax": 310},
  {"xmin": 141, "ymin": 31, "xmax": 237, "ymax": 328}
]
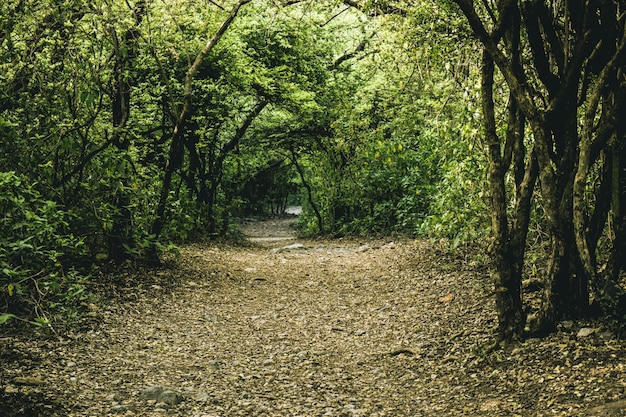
[{"xmin": 2, "ymin": 216, "xmax": 626, "ymax": 416}]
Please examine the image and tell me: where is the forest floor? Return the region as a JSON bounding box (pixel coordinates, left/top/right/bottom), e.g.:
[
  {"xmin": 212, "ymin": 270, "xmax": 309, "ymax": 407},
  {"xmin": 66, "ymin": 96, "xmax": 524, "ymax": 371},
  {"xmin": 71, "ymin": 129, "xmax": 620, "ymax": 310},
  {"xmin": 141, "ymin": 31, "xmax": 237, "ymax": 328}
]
[{"xmin": 1, "ymin": 213, "xmax": 626, "ymax": 417}]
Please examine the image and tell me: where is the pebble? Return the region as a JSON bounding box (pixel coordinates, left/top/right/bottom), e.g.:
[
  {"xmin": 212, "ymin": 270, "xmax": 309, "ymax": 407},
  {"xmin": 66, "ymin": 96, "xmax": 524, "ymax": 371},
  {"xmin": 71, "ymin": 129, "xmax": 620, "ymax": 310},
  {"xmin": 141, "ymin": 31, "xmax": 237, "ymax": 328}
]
[
  {"xmin": 137, "ymin": 386, "xmax": 183, "ymax": 408},
  {"xmin": 271, "ymin": 243, "xmax": 305, "ymax": 253},
  {"xmin": 158, "ymin": 390, "xmax": 183, "ymax": 406},
  {"xmin": 111, "ymin": 404, "xmax": 136, "ymax": 413},
  {"xmin": 139, "ymin": 386, "xmax": 164, "ymax": 401},
  {"xmin": 577, "ymin": 327, "xmax": 596, "ymax": 338}
]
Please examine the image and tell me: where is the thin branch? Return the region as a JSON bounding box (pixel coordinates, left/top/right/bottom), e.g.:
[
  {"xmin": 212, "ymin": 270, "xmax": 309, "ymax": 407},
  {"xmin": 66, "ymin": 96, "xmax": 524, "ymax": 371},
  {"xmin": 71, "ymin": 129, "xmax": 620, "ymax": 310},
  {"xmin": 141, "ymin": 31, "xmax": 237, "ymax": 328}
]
[
  {"xmin": 332, "ymin": 35, "xmax": 370, "ymax": 68},
  {"xmin": 208, "ymin": 0, "xmax": 225, "ymax": 11},
  {"xmin": 322, "ymin": 6, "xmax": 350, "ymax": 27}
]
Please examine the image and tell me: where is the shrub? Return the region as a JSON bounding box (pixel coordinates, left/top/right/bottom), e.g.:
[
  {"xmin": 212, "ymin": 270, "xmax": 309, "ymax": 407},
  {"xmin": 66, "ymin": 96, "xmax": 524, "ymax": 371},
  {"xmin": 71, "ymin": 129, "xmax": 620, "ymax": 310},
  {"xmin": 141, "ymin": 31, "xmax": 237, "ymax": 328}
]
[{"xmin": 0, "ymin": 172, "xmax": 88, "ymax": 327}]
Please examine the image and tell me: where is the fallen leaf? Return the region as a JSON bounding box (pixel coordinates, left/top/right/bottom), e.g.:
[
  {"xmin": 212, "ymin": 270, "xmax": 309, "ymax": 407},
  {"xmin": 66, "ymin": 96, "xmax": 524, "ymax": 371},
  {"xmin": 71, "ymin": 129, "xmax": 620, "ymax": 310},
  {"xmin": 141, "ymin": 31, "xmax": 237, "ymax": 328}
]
[{"xmin": 439, "ymin": 293, "xmax": 455, "ymax": 303}]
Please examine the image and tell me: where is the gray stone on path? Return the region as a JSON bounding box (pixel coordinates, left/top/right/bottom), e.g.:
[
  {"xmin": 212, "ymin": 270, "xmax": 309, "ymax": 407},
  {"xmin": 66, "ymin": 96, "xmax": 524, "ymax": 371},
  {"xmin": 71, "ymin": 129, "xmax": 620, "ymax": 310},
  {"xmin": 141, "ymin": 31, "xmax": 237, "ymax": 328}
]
[
  {"xmin": 139, "ymin": 385, "xmax": 164, "ymax": 400},
  {"xmin": 271, "ymin": 243, "xmax": 305, "ymax": 253},
  {"xmin": 577, "ymin": 327, "xmax": 596, "ymax": 338},
  {"xmin": 138, "ymin": 386, "xmax": 183, "ymax": 407},
  {"xmin": 158, "ymin": 390, "xmax": 183, "ymax": 405}
]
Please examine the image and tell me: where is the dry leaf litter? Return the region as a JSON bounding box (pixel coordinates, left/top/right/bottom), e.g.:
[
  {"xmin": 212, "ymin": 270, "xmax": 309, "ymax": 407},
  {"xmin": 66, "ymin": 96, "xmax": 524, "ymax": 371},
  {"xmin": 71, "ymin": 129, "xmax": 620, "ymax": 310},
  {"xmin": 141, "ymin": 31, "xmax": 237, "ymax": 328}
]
[{"xmin": 1, "ymin": 216, "xmax": 625, "ymax": 416}]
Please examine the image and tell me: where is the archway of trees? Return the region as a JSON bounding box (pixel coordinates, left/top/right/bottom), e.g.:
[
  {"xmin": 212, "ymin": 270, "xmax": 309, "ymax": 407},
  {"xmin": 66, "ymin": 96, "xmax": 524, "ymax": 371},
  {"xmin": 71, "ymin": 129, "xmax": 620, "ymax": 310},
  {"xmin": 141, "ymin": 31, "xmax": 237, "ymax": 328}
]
[{"xmin": 1, "ymin": 0, "xmax": 625, "ymax": 342}]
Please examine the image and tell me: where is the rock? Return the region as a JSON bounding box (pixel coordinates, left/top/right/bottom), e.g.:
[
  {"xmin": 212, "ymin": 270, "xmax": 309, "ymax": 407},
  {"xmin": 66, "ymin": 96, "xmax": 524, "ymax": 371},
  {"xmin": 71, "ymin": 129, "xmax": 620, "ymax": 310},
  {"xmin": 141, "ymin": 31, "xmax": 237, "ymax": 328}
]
[
  {"xmin": 356, "ymin": 244, "xmax": 371, "ymax": 253},
  {"xmin": 158, "ymin": 390, "xmax": 183, "ymax": 406},
  {"xmin": 111, "ymin": 404, "xmax": 136, "ymax": 413},
  {"xmin": 439, "ymin": 293, "xmax": 455, "ymax": 303},
  {"xmin": 203, "ymin": 311, "xmax": 219, "ymax": 322},
  {"xmin": 138, "ymin": 386, "xmax": 182, "ymax": 407},
  {"xmin": 155, "ymin": 402, "xmax": 170, "ymax": 410},
  {"xmin": 139, "ymin": 386, "xmax": 164, "ymax": 401},
  {"xmin": 194, "ymin": 391, "xmax": 213, "ymax": 402},
  {"xmin": 577, "ymin": 327, "xmax": 596, "ymax": 338},
  {"xmin": 271, "ymin": 243, "xmax": 305, "ymax": 253}
]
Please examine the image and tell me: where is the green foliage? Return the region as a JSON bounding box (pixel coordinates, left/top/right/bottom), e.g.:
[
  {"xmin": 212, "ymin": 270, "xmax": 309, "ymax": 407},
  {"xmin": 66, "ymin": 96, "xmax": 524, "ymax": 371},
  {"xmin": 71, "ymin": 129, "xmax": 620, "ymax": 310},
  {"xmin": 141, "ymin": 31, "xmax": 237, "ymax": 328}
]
[
  {"xmin": 0, "ymin": 0, "xmax": 492, "ymax": 329},
  {"xmin": 0, "ymin": 171, "xmax": 88, "ymax": 324},
  {"xmin": 293, "ymin": 8, "xmax": 488, "ymax": 242}
]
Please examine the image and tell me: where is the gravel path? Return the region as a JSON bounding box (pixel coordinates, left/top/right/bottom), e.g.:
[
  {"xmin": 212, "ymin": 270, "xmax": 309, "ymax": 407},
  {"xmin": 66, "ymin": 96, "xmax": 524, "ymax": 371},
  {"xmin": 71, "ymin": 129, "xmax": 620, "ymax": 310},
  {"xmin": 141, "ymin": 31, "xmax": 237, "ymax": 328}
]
[{"xmin": 1, "ymin": 218, "xmax": 625, "ymax": 416}]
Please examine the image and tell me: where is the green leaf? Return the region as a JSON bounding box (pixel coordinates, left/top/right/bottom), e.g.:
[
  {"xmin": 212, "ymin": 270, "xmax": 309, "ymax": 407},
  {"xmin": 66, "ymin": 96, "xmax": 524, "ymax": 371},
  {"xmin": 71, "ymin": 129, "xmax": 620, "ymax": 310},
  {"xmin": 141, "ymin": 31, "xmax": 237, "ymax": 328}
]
[{"xmin": 0, "ymin": 313, "xmax": 16, "ymax": 325}]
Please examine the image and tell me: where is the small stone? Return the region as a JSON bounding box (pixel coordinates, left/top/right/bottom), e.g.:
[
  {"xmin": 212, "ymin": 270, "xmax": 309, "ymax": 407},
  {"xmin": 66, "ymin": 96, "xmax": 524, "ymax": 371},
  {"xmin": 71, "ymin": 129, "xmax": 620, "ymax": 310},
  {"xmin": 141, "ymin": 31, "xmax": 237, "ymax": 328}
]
[
  {"xmin": 577, "ymin": 327, "xmax": 596, "ymax": 338},
  {"xmin": 356, "ymin": 244, "xmax": 371, "ymax": 252},
  {"xmin": 111, "ymin": 404, "xmax": 135, "ymax": 413},
  {"xmin": 139, "ymin": 386, "xmax": 164, "ymax": 401},
  {"xmin": 203, "ymin": 311, "xmax": 219, "ymax": 322},
  {"xmin": 194, "ymin": 391, "xmax": 212, "ymax": 402},
  {"xmin": 155, "ymin": 402, "xmax": 170, "ymax": 410},
  {"xmin": 271, "ymin": 243, "xmax": 305, "ymax": 253},
  {"xmin": 158, "ymin": 390, "xmax": 183, "ymax": 406},
  {"xmin": 439, "ymin": 293, "xmax": 455, "ymax": 303}
]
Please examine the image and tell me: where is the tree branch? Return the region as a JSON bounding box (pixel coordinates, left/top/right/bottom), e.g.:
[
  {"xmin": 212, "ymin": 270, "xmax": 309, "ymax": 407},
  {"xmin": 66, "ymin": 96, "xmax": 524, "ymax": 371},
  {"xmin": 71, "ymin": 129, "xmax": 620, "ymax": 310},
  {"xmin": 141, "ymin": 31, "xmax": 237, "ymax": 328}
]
[
  {"xmin": 332, "ymin": 35, "xmax": 371, "ymax": 68},
  {"xmin": 342, "ymin": 0, "xmax": 407, "ymax": 16},
  {"xmin": 452, "ymin": 0, "xmax": 540, "ymax": 124}
]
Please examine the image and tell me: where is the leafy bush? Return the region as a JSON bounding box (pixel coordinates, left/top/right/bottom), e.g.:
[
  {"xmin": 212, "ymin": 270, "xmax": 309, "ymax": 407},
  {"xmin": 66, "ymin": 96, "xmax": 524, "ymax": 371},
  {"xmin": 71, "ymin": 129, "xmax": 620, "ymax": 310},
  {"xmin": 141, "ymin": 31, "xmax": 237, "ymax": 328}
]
[{"xmin": 0, "ymin": 172, "xmax": 88, "ymax": 327}]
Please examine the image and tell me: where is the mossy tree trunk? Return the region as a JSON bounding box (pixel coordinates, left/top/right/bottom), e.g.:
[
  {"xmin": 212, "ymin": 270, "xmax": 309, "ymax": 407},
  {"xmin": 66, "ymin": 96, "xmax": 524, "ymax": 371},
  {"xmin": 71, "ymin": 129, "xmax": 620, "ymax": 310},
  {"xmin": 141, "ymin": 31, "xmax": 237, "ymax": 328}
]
[{"xmin": 454, "ymin": 0, "xmax": 626, "ymax": 341}]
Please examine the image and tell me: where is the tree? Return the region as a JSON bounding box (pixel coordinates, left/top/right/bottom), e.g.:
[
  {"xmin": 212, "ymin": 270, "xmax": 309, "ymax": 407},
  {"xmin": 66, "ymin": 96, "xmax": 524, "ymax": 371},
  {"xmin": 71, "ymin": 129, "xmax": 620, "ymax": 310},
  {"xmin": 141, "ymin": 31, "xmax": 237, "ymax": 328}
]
[
  {"xmin": 453, "ymin": 0, "xmax": 626, "ymax": 341},
  {"xmin": 148, "ymin": 0, "xmax": 253, "ymax": 260}
]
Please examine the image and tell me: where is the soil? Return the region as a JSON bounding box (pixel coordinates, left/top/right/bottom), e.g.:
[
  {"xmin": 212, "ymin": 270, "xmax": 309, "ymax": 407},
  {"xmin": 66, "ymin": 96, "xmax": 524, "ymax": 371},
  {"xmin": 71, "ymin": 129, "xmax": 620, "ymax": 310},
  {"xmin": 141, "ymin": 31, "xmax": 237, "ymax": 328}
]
[{"xmin": 1, "ymin": 214, "xmax": 625, "ymax": 417}]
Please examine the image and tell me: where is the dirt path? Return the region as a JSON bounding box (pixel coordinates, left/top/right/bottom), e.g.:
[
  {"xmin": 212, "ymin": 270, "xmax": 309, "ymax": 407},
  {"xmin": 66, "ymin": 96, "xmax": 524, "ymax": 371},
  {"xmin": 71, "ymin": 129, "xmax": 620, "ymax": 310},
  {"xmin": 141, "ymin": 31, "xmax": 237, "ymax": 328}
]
[{"xmin": 1, "ymin": 218, "xmax": 625, "ymax": 416}]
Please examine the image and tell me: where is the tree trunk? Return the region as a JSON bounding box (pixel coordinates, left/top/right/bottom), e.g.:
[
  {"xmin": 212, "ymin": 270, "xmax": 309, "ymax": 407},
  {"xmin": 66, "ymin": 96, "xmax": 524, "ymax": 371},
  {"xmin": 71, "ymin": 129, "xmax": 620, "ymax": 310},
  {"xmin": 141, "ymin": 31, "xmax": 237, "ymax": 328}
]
[
  {"xmin": 290, "ymin": 148, "xmax": 323, "ymax": 233},
  {"xmin": 148, "ymin": 0, "xmax": 252, "ymax": 262},
  {"xmin": 482, "ymin": 48, "xmax": 538, "ymax": 341},
  {"xmin": 108, "ymin": 1, "xmax": 146, "ymax": 264}
]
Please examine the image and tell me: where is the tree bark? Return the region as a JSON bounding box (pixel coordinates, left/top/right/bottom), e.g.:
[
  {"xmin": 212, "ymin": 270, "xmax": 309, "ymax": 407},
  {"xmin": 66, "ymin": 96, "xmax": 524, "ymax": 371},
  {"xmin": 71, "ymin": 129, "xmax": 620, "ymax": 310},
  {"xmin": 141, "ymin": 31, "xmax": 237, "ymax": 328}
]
[
  {"xmin": 108, "ymin": 1, "xmax": 147, "ymax": 264},
  {"xmin": 204, "ymin": 100, "xmax": 267, "ymax": 234},
  {"xmin": 452, "ymin": 0, "xmax": 626, "ymax": 339}
]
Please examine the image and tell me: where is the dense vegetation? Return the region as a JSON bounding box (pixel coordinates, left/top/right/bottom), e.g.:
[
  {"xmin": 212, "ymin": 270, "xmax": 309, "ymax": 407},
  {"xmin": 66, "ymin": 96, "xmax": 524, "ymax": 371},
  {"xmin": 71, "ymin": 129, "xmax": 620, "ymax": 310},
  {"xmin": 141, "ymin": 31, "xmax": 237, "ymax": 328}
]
[{"xmin": 1, "ymin": 0, "xmax": 625, "ymax": 342}]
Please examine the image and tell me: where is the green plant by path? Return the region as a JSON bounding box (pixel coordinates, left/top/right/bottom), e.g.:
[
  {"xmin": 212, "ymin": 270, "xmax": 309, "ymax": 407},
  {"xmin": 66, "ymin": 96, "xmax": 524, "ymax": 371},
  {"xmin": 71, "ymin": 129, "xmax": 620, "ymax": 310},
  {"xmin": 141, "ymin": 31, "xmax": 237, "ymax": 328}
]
[{"xmin": 1, "ymin": 172, "xmax": 88, "ymax": 328}]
